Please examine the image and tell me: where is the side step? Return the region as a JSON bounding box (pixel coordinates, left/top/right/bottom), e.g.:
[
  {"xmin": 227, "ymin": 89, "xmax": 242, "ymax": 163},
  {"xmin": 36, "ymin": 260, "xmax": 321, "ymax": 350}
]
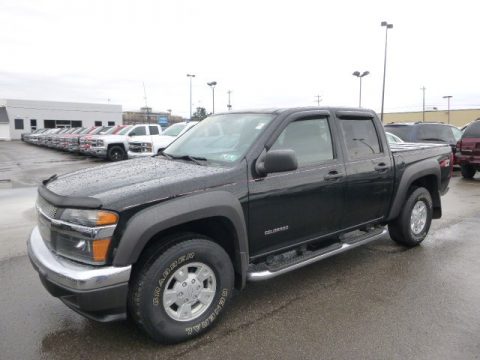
[{"xmin": 247, "ymin": 227, "xmax": 388, "ymax": 282}]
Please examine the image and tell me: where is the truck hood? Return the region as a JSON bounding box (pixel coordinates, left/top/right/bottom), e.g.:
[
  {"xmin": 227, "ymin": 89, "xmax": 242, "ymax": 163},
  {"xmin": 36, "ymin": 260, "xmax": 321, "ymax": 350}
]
[
  {"xmin": 130, "ymin": 135, "xmax": 175, "ymax": 148},
  {"xmin": 45, "ymin": 157, "xmax": 236, "ymax": 211},
  {"xmin": 94, "ymin": 134, "xmax": 126, "ymax": 141}
]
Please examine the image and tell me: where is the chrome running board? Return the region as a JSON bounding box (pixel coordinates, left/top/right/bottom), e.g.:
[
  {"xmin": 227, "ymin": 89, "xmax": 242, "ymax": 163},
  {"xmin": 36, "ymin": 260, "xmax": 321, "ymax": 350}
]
[{"xmin": 247, "ymin": 228, "xmax": 388, "ymax": 282}]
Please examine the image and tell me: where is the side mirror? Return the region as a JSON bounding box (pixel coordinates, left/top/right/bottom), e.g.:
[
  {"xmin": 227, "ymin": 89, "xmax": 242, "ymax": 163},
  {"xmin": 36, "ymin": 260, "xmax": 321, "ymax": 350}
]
[{"xmin": 257, "ymin": 149, "xmax": 298, "ymax": 175}]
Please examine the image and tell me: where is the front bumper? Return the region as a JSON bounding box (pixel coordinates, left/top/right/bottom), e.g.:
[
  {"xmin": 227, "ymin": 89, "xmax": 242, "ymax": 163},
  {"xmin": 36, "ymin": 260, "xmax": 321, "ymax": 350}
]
[
  {"xmin": 455, "ymin": 152, "xmax": 480, "ymax": 166},
  {"xmin": 127, "ymin": 150, "xmax": 153, "ymax": 158},
  {"xmin": 28, "ymin": 226, "xmax": 131, "ymax": 322},
  {"xmin": 90, "ymin": 147, "xmax": 108, "ymax": 157}
]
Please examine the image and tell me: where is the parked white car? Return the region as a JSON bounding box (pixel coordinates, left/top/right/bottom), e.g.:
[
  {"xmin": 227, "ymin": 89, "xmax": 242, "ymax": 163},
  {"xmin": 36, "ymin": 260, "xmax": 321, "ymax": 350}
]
[
  {"xmin": 128, "ymin": 121, "xmax": 198, "ymax": 158},
  {"xmin": 90, "ymin": 124, "xmax": 163, "ymax": 161}
]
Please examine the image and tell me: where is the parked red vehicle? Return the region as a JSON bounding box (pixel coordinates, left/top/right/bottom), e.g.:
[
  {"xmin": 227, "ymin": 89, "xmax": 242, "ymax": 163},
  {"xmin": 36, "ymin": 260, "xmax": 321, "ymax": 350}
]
[{"xmin": 456, "ymin": 120, "xmax": 480, "ymax": 178}]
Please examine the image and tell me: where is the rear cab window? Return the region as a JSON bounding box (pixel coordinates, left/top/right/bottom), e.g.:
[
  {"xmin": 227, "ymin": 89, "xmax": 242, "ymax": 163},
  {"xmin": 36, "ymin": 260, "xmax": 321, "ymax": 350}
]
[
  {"xmin": 339, "ymin": 119, "xmax": 382, "ymax": 159},
  {"xmin": 149, "ymin": 126, "xmax": 160, "ymax": 135}
]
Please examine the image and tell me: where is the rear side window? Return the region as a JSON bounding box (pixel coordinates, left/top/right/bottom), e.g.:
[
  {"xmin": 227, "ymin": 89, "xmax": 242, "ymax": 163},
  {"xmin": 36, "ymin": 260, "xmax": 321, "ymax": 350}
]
[
  {"xmin": 416, "ymin": 124, "xmax": 455, "ymax": 143},
  {"xmin": 270, "ymin": 118, "xmax": 334, "ymax": 166},
  {"xmin": 149, "ymin": 126, "xmax": 159, "ymax": 135},
  {"xmin": 340, "ymin": 119, "xmax": 381, "ymax": 159},
  {"xmin": 463, "ymin": 122, "xmax": 480, "ymax": 138}
]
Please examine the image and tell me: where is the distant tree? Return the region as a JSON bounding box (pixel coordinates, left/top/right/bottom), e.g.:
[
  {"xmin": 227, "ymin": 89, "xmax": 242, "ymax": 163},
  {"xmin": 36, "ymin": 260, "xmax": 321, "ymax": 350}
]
[{"xmin": 191, "ymin": 107, "xmax": 208, "ymax": 121}]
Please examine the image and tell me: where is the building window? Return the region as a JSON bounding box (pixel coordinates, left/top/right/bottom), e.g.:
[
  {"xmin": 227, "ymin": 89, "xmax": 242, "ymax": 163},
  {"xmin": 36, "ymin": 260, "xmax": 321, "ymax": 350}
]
[
  {"xmin": 108, "ymin": 121, "xmax": 115, "ymax": 126},
  {"xmin": 44, "ymin": 120, "xmax": 55, "ymax": 128},
  {"xmin": 72, "ymin": 121, "xmax": 82, "ymax": 127},
  {"xmin": 30, "ymin": 119, "xmax": 37, "ymax": 131},
  {"xmin": 95, "ymin": 121, "xmax": 102, "ymax": 126},
  {"xmin": 14, "ymin": 119, "xmax": 24, "ymax": 130}
]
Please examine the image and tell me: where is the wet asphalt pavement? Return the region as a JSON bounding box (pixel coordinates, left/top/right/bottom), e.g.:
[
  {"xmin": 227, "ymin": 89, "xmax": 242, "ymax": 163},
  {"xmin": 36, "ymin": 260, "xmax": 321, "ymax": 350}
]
[{"xmin": 1, "ymin": 141, "xmax": 480, "ymax": 359}]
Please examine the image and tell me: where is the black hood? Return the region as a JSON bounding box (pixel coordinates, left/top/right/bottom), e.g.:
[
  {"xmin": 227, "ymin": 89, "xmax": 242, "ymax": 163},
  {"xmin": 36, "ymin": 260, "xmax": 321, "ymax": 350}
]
[{"xmin": 46, "ymin": 157, "xmax": 238, "ymax": 211}]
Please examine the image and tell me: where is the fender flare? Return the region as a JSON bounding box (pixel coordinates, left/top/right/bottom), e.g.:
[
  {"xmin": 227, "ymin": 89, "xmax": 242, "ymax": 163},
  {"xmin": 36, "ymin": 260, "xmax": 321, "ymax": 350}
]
[
  {"xmin": 387, "ymin": 158, "xmax": 441, "ymax": 221},
  {"xmin": 113, "ymin": 190, "xmax": 249, "ymax": 287}
]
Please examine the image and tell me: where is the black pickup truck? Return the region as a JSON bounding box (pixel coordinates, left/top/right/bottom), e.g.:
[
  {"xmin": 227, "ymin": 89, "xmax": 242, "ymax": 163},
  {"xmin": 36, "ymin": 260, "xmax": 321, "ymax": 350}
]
[{"xmin": 28, "ymin": 107, "xmax": 452, "ymax": 343}]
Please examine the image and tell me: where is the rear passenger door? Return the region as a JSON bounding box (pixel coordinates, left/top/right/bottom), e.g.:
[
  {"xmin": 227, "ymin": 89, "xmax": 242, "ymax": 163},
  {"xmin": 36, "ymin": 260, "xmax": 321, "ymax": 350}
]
[{"xmin": 337, "ymin": 112, "xmax": 394, "ymax": 229}]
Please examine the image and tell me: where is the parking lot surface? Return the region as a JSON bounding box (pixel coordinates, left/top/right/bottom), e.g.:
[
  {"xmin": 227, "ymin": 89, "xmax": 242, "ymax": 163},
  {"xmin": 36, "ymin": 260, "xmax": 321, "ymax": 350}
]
[{"xmin": 0, "ymin": 141, "xmax": 479, "ymax": 359}]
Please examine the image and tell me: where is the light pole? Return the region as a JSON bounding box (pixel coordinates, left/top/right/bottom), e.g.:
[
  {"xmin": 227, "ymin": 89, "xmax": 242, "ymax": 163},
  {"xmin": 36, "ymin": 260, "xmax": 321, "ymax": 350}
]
[
  {"xmin": 421, "ymin": 86, "xmax": 426, "ymax": 122},
  {"xmin": 227, "ymin": 90, "xmax": 232, "ymax": 111},
  {"xmin": 207, "ymin": 81, "xmax": 217, "ymax": 114},
  {"xmin": 380, "ymin": 21, "xmax": 393, "ymax": 123},
  {"xmin": 352, "ymin": 71, "xmax": 370, "ymax": 107},
  {"xmin": 186, "ymin": 74, "xmax": 195, "ymax": 120},
  {"xmin": 443, "ymin": 95, "xmax": 452, "ymax": 124}
]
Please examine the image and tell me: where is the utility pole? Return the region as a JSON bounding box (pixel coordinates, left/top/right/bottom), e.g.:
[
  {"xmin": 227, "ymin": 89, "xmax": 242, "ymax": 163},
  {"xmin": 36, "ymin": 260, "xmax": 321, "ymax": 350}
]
[
  {"xmin": 207, "ymin": 81, "xmax": 217, "ymax": 114},
  {"xmin": 443, "ymin": 95, "xmax": 452, "ymax": 124},
  {"xmin": 421, "ymin": 86, "xmax": 426, "ymax": 122},
  {"xmin": 227, "ymin": 90, "xmax": 232, "ymax": 111},
  {"xmin": 186, "ymin": 74, "xmax": 195, "ymax": 121},
  {"xmin": 315, "ymin": 95, "xmax": 322, "ymax": 106},
  {"xmin": 143, "ymin": 82, "xmax": 150, "ymax": 123}
]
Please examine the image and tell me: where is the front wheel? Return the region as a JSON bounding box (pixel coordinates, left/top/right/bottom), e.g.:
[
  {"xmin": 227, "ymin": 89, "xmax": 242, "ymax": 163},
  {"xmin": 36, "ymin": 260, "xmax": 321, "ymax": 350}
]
[
  {"xmin": 388, "ymin": 187, "xmax": 433, "ymax": 247},
  {"xmin": 461, "ymin": 164, "xmax": 476, "ymax": 179},
  {"xmin": 128, "ymin": 236, "xmax": 234, "ymax": 343},
  {"xmin": 107, "ymin": 146, "xmax": 126, "ymax": 161}
]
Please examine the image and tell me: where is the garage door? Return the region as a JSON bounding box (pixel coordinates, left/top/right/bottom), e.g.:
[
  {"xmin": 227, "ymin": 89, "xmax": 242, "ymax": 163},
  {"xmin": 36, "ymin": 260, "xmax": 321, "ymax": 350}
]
[{"xmin": 0, "ymin": 123, "xmax": 11, "ymax": 140}]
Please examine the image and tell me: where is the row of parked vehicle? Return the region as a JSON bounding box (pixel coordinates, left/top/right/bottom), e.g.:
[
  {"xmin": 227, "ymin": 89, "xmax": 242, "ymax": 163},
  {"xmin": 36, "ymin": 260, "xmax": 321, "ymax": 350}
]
[
  {"xmin": 22, "ymin": 121, "xmax": 198, "ymax": 161},
  {"xmin": 385, "ymin": 120, "xmax": 480, "ymax": 179}
]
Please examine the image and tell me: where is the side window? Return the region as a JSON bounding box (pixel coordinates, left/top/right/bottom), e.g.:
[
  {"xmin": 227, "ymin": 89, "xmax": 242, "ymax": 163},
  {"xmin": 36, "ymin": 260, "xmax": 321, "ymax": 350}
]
[
  {"xmin": 149, "ymin": 126, "xmax": 159, "ymax": 135},
  {"xmin": 339, "ymin": 119, "xmax": 381, "ymax": 159},
  {"xmin": 130, "ymin": 126, "xmax": 146, "ymax": 136},
  {"xmin": 270, "ymin": 118, "xmax": 334, "ymax": 166}
]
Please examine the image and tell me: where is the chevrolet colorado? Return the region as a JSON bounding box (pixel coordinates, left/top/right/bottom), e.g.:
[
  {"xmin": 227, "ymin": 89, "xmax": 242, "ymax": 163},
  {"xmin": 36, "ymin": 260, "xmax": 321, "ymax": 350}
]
[{"xmin": 28, "ymin": 107, "xmax": 452, "ymax": 343}]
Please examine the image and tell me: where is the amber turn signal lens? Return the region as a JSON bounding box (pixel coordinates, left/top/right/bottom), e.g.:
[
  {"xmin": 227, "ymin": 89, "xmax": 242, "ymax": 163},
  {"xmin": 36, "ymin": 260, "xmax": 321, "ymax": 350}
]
[
  {"xmin": 96, "ymin": 211, "xmax": 119, "ymax": 226},
  {"xmin": 92, "ymin": 238, "xmax": 111, "ymax": 262}
]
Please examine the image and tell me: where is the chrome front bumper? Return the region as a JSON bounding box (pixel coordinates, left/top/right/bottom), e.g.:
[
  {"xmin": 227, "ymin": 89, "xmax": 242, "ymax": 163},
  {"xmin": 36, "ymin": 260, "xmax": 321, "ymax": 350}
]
[{"xmin": 28, "ymin": 226, "xmax": 131, "ymax": 291}]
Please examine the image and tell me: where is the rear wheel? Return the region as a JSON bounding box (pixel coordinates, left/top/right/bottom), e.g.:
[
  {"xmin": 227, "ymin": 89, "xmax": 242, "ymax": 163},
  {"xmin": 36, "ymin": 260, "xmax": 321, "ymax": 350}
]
[
  {"xmin": 389, "ymin": 187, "xmax": 433, "ymax": 247},
  {"xmin": 107, "ymin": 145, "xmax": 125, "ymax": 161},
  {"xmin": 461, "ymin": 164, "xmax": 476, "ymax": 179},
  {"xmin": 128, "ymin": 235, "xmax": 234, "ymax": 343}
]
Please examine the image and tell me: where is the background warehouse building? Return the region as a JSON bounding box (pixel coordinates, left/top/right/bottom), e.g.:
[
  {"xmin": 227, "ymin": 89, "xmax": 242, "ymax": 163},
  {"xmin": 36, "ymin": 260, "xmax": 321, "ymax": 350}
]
[
  {"xmin": 383, "ymin": 108, "xmax": 480, "ymax": 127},
  {"xmin": 0, "ymin": 99, "xmax": 122, "ymax": 140}
]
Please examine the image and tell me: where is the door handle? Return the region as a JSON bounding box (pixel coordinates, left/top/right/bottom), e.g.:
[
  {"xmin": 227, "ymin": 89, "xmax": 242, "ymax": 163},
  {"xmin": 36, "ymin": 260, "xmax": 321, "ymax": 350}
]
[
  {"xmin": 324, "ymin": 171, "xmax": 344, "ymax": 181},
  {"xmin": 374, "ymin": 163, "xmax": 388, "ymax": 171}
]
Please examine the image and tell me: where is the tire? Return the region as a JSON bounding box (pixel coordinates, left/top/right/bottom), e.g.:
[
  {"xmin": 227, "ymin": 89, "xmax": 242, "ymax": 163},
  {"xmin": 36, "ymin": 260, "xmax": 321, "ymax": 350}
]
[
  {"xmin": 461, "ymin": 164, "xmax": 476, "ymax": 179},
  {"xmin": 128, "ymin": 235, "xmax": 234, "ymax": 343},
  {"xmin": 388, "ymin": 187, "xmax": 433, "ymax": 247},
  {"xmin": 107, "ymin": 145, "xmax": 125, "ymax": 161}
]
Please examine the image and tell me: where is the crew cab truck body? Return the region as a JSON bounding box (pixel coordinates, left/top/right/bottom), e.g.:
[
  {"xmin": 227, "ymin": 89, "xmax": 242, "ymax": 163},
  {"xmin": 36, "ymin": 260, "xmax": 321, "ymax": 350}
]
[
  {"xmin": 28, "ymin": 107, "xmax": 452, "ymax": 343},
  {"xmin": 90, "ymin": 124, "xmax": 163, "ymax": 161}
]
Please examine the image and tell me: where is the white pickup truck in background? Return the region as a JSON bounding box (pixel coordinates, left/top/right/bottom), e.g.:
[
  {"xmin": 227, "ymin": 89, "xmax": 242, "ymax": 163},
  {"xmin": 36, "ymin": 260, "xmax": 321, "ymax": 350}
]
[
  {"xmin": 128, "ymin": 121, "xmax": 198, "ymax": 158},
  {"xmin": 90, "ymin": 124, "xmax": 163, "ymax": 161}
]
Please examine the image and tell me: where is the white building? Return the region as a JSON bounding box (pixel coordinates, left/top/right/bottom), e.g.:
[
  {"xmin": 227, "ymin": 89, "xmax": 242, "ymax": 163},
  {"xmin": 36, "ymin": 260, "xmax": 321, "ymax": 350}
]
[{"xmin": 0, "ymin": 99, "xmax": 122, "ymax": 140}]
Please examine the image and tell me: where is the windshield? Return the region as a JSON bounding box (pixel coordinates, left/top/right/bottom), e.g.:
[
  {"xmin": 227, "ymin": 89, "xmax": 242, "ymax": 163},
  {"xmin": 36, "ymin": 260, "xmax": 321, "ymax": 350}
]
[
  {"xmin": 162, "ymin": 123, "xmax": 187, "ymax": 137},
  {"xmin": 164, "ymin": 113, "xmax": 275, "ymax": 165}
]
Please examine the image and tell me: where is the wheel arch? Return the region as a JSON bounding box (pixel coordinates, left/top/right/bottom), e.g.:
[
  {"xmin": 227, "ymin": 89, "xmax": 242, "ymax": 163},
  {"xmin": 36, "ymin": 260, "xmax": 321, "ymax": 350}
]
[
  {"xmin": 113, "ymin": 191, "xmax": 249, "ymax": 289},
  {"xmin": 388, "ymin": 159, "xmax": 441, "ymax": 221}
]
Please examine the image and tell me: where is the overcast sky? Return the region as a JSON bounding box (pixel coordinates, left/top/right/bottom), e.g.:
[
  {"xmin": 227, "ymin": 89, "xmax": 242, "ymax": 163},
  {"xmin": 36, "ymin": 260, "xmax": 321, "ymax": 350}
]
[{"xmin": 0, "ymin": 0, "xmax": 479, "ymax": 118}]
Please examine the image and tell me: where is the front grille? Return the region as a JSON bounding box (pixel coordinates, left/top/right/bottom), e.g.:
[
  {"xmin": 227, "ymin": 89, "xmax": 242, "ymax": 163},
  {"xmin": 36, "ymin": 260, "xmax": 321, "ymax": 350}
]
[
  {"xmin": 36, "ymin": 196, "xmax": 59, "ymax": 219},
  {"xmin": 129, "ymin": 142, "xmax": 144, "ymax": 152}
]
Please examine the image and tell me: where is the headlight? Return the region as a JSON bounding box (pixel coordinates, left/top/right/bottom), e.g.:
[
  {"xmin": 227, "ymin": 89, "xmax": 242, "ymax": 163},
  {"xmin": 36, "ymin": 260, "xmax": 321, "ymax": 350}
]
[
  {"xmin": 97, "ymin": 140, "xmax": 104, "ymax": 146},
  {"xmin": 54, "ymin": 209, "xmax": 119, "ymax": 264},
  {"xmin": 60, "ymin": 209, "xmax": 118, "ymax": 227},
  {"xmin": 142, "ymin": 142, "xmax": 153, "ymax": 152}
]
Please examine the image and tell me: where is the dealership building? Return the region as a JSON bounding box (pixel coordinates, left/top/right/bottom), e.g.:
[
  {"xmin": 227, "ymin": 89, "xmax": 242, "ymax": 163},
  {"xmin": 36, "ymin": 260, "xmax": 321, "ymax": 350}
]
[{"xmin": 0, "ymin": 99, "xmax": 122, "ymax": 140}]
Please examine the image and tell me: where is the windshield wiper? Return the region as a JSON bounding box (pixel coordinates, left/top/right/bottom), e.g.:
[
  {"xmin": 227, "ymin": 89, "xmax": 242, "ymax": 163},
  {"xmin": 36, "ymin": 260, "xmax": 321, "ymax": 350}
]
[{"xmin": 169, "ymin": 154, "xmax": 208, "ymax": 165}]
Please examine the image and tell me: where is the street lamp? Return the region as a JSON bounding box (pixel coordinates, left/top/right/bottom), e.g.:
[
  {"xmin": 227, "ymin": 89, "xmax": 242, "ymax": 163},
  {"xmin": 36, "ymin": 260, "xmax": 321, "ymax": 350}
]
[
  {"xmin": 207, "ymin": 81, "xmax": 217, "ymax": 114},
  {"xmin": 380, "ymin": 21, "xmax": 393, "ymax": 123},
  {"xmin": 227, "ymin": 90, "xmax": 232, "ymax": 111},
  {"xmin": 443, "ymin": 95, "xmax": 453, "ymax": 124},
  {"xmin": 186, "ymin": 74, "xmax": 195, "ymax": 120},
  {"xmin": 352, "ymin": 71, "xmax": 370, "ymax": 107}
]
